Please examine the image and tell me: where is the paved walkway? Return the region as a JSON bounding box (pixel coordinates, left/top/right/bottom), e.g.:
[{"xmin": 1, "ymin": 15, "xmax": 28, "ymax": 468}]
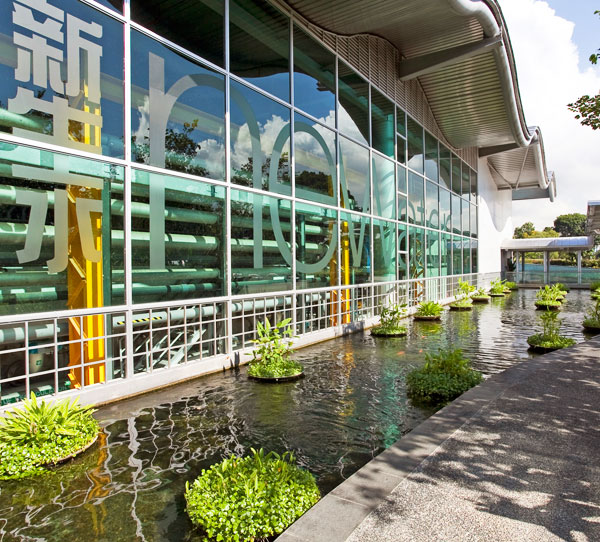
[{"xmin": 279, "ymin": 336, "xmax": 600, "ymax": 542}]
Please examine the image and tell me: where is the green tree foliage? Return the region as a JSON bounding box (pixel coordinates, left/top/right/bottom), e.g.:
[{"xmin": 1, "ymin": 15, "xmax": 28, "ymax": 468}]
[
  {"xmin": 568, "ymin": 10, "xmax": 600, "ymax": 129},
  {"xmin": 554, "ymin": 213, "xmax": 586, "ymax": 237},
  {"xmin": 513, "ymin": 221, "xmax": 559, "ymax": 239}
]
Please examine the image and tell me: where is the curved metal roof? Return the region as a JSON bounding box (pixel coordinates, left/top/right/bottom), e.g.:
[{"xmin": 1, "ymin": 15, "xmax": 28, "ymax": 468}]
[
  {"xmin": 501, "ymin": 236, "xmax": 595, "ymax": 251},
  {"xmin": 284, "ymin": 0, "xmax": 554, "ymax": 198}
]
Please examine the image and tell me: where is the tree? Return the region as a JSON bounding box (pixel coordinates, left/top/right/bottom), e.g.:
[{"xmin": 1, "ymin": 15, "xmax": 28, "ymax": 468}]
[
  {"xmin": 568, "ymin": 10, "xmax": 600, "ymax": 129},
  {"xmin": 554, "ymin": 213, "xmax": 586, "ymax": 237},
  {"xmin": 514, "ymin": 222, "xmax": 535, "ymax": 238}
]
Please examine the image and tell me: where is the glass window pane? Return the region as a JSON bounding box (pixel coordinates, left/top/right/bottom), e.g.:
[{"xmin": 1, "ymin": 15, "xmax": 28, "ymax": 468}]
[
  {"xmin": 441, "ymin": 233, "xmax": 451, "ymax": 276},
  {"xmin": 296, "ymin": 202, "xmax": 337, "ymax": 289},
  {"xmin": 294, "ymin": 113, "xmax": 336, "ymax": 205},
  {"xmin": 398, "ymin": 193, "xmax": 407, "ymax": 223},
  {"xmin": 371, "ymin": 88, "xmax": 394, "ymax": 158},
  {"xmin": 338, "ymin": 62, "xmax": 369, "ymax": 145},
  {"xmin": 452, "ymin": 236, "xmax": 463, "ymax": 275},
  {"xmin": 0, "ymin": 0, "xmax": 124, "ymax": 158},
  {"xmin": 398, "ymin": 223, "xmax": 407, "ymax": 252},
  {"xmin": 397, "ymin": 109, "xmax": 406, "ymax": 136},
  {"xmin": 409, "ymin": 227, "xmax": 425, "ymax": 280},
  {"xmin": 398, "ymin": 252, "xmax": 408, "ymax": 281},
  {"xmin": 426, "ymin": 181, "xmax": 439, "ymax": 230},
  {"xmin": 472, "ymin": 240, "xmax": 478, "ymax": 273},
  {"xmin": 440, "ymin": 187, "xmax": 451, "ymax": 232},
  {"xmin": 397, "ymin": 135, "xmax": 407, "ymax": 165},
  {"xmin": 439, "ymin": 145, "xmax": 451, "ymax": 189},
  {"xmin": 0, "ymin": 143, "xmax": 124, "ymax": 315},
  {"xmin": 131, "ymin": 31, "xmax": 225, "ymax": 180},
  {"xmin": 341, "ymin": 212, "xmax": 371, "ymax": 286},
  {"xmin": 426, "ymin": 230, "xmax": 440, "ymax": 278},
  {"xmin": 231, "ymin": 189, "xmax": 291, "ymax": 294},
  {"xmin": 451, "ymin": 154, "xmax": 462, "ymax": 194},
  {"xmin": 451, "ymin": 193, "xmax": 461, "ymax": 235},
  {"xmin": 462, "ymin": 198, "xmax": 470, "ymax": 237},
  {"xmin": 293, "ymin": 25, "xmax": 336, "ymax": 126},
  {"xmin": 408, "ymin": 172, "xmax": 424, "ymax": 226},
  {"xmin": 407, "ymin": 117, "xmax": 424, "ymax": 173},
  {"xmin": 340, "ymin": 137, "xmax": 370, "ymax": 213},
  {"xmin": 96, "ymin": 0, "xmax": 122, "ymax": 13},
  {"xmin": 230, "ymin": 0, "xmax": 290, "ymax": 101},
  {"xmin": 397, "ymin": 164, "xmax": 407, "ymax": 193},
  {"xmin": 131, "ymin": 170, "xmax": 225, "ymax": 302},
  {"xmin": 471, "ymin": 169, "xmax": 478, "ymax": 200},
  {"xmin": 131, "ymin": 0, "xmax": 224, "ymax": 67},
  {"xmin": 373, "ymin": 219, "xmax": 396, "ymax": 282},
  {"xmin": 230, "ymin": 81, "xmax": 290, "ymax": 195},
  {"xmin": 373, "ymin": 154, "xmax": 395, "ymax": 219},
  {"xmin": 425, "ymin": 132, "xmax": 439, "ymax": 181},
  {"xmin": 461, "ymin": 164, "xmax": 470, "ymax": 197},
  {"xmin": 464, "ymin": 239, "xmax": 471, "ymax": 274},
  {"xmin": 471, "ymin": 204, "xmax": 478, "ymax": 238}
]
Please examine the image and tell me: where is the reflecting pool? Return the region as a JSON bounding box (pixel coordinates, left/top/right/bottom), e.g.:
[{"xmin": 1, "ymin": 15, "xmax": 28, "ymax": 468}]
[{"xmin": 0, "ymin": 289, "xmax": 595, "ymax": 541}]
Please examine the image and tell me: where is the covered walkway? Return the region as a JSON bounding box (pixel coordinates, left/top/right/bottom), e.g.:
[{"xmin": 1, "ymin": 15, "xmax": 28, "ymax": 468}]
[{"xmin": 279, "ymin": 337, "xmax": 600, "ymax": 541}]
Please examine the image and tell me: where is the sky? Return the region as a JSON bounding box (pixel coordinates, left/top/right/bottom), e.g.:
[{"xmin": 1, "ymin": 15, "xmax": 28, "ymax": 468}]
[{"xmin": 498, "ymin": 0, "xmax": 600, "ymax": 230}]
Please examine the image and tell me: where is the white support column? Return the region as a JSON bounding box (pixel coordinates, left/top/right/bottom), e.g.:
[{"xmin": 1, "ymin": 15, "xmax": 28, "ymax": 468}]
[
  {"xmin": 577, "ymin": 251, "xmax": 582, "ymax": 284},
  {"xmin": 543, "ymin": 251, "xmax": 549, "ymax": 284}
]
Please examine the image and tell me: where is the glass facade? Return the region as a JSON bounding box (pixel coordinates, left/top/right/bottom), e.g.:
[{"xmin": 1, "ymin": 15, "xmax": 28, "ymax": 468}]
[{"xmin": 0, "ymin": 0, "xmax": 479, "ymax": 405}]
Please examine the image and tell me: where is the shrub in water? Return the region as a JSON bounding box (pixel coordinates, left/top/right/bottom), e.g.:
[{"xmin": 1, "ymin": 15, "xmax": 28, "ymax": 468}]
[
  {"xmin": 406, "ymin": 348, "xmax": 483, "ymax": 405},
  {"xmin": 185, "ymin": 449, "xmax": 320, "ymax": 541},
  {"xmin": 372, "ymin": 304, "xmax": 408, "ymax": 336},
  {"xmin": 0, "ymin": 393, "xmax": 98, "ymax": 479},
  {"xmin": 527, "ymin": 310, "xmax": 576, "ymax": 350},
  {"xmin": 450, "ymin": 279, "xmax": 475, "ymax": 308},
  {"xmin": 590, "ymin": 281, "xmax": 600, "ymax": 291},
  {"xmin": 415, "ymin": 301, "xmax": 443, "ymax": 318},
  {"xmin": 553, "ymin": 282, "xmax": 569, "ymax": 293},
  {"xmin": 488, "ymin": 279, "xmax": 506, "ymax": 295},
  {"xmin": 535, "ymin": 285, "xmax": 562, "ymax": 309},
  {"xmin": 583, "ymin": 298, "xmax": 600, "ymax": 329},
  {"xmin": 247, "ymin": 318, "xmax": 303, "ymax": 379},
  {"xmin": 504, "ymin": 281, "xmax": 518, "ymax": 290},
  {"xmin": 472, "ymin": 288, "xmax": 490, "ymax": 299}
]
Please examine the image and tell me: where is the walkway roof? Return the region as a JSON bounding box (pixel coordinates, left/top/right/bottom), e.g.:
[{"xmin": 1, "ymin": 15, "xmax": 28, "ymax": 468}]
[
  {"xmin": 285, "ymin": 0, "xmax": 555, "ymax": 200},
  {"xmin": 501, "ymin": 236, "xmax": 595, "ymax": 252}
]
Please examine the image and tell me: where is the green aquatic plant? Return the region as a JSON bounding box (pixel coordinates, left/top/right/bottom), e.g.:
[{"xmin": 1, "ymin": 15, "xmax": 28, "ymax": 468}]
[
  {"xmin": 415, "ymin": 301, "xmax": 443, "ymax": 318},
  {"xmin": 185, "ymin": 448, "xmax": 320, "ymax": 541},
  {"xmin": 553, "ymin": 282, "xmax": 569, "ymax": 293},
  {"xmin": 472, "ymin": 288, "xmax": 491, "ymax": 300},
  {"xmin": 527, "ymin": 310, "xmax": 576, "ymax": 350},
  {"xmin": 0, "ymin": 393, "xmax": 98, "ymax": 479},
  {"xmin": 504, "ymin": 281, "xmax": 518, "ymax": 290},
  {"xmin": 590, "ymin": 281, "xmax": 600, "ymax": 291},
  {"xmin": 406, "ymin": 348, "xmax": 483, "ymax": 405},
  {"xmin": 535, "ymin": 285, "xmax": 562, "ymax": 309},
  {"xmin": 372, "ymin": 303, "xmax": 408, "ymax": 336},
  {"xmin": 583, "ymin": 298, "xmax": 600, "ymax": 329},
  {"xmin": 247, "ymin": 318, "xmax": 303, "ymax": 379},
  {"xmin": 488, "ymin": 278, "xmax": 506, "ymax": 295},
  {"xmin": 450, "ymin": 279, "xmax": 475, "ymax": 309}
]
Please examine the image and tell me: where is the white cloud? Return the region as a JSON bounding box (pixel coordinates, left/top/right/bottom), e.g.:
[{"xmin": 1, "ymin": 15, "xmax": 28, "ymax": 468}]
[{"xmin": 499, "ymin": 0, "xmax": 600, "ymax": 229}]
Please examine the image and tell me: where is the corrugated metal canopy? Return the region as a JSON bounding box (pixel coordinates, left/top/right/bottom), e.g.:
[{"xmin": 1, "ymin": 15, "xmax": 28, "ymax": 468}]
[{"xmin": 284, "ymin": 0, "xmax": 554, "ymax": 198}]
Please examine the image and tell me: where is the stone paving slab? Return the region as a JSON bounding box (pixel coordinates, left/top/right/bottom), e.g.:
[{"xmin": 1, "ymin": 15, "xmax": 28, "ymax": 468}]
[{"xmin": 280, "ymin": 336, "xmax": 600, "ymax": 541}]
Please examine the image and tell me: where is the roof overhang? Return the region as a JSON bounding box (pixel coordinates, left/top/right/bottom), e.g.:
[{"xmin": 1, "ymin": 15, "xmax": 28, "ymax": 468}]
[
  {"xmin": 283, "ymin": 0, "xmax": 554, "ymax": 199},
  {"xmin": 501, "ymin": 236, "xmax": 595, "ymax": 252}
]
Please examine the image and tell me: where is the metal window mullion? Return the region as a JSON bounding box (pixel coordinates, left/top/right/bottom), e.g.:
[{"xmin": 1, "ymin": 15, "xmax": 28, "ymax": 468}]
[
  {"xmin": 289, "ymin": 14, "xmax": 297, "ymax": 338},
  {"xmin": 224, "ymin": 0, "xmax": 233, "ymax": 358},
  {"xmin": 53, "ymin": 318, "xmax": 58, "ymax": 396}
]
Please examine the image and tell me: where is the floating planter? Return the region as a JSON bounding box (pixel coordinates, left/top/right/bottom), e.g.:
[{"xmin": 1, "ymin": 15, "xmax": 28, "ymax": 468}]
[
  {"xmin": 449, "ymin": 279, "xmax": 475, "ymax": 311},
  {"xmin": 0, "ymin": 393, "xmax": 99, "ymax": 480},
  {"xmin": 406, "ymin": 348, "xmax": 482, "ymax": 405},
  {"xmin": 583, "ymin": 299, "xmax": 600, "ymax": 332},
  {"xmin": 413, "ymin": 300, "xmax": 443, "ymax": 321},
  {"xmin": 247, "ymin": 318, "xmax": 304, "ymax": 382},
  {"xmin": 534, "ymin": 301, "xmax": 561, "ymax": 311},
  {"xmin": 488, "ymin": 278, "xmax": 506, "ymax": 297},
  {"xmin": 371, "ymin": 303, "xmax": 408, "ymax": 336},
  {"xmin": 185, "ymin": 449, "xmax": 320, "ymax": 542},
  {"xmin": 471, "ymin": 288, "xmax": 491, "ymax": 303},
  {"xmin": 505, "ymin": 281, "xmax": 518, "ymax": 291},
  {"xmin": 527, "ymin": 310, "xmax": 575, "ymax": 352},
  {"xmin": 534, "ymin": 285, "xmax": 563, "ymax": 310}
]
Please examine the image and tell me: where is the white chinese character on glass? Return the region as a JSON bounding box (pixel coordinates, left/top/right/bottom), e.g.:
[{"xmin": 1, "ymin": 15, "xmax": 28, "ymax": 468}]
[{"xmin": 8, "ymin": 0, "xmax": 104, "ymax": 154}]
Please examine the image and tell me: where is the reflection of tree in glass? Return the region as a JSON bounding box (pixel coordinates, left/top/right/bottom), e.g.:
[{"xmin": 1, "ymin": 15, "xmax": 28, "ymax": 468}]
[
  {"xmin": 132, "ymin": 119, "xmax": 209, "ymax": 176},
  {"xmin": 231, "ymin": 153, "xmax": 289, "ymax": 190},
  {"xmin": 295, "ymin": 171, "xmax": 333, "ymax": 196}
]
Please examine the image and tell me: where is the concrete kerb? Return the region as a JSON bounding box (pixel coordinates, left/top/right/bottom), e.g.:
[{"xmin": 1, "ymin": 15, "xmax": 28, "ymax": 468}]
[{"xmin": 278, "ymin": 336, "xmax": 600, "ymax": 542}]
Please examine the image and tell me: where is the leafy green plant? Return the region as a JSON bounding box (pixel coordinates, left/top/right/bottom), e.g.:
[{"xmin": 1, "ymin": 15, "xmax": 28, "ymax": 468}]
[
  {"xmin": 528, "ymin": 310, "xmax": 576, "ymax": 349},
  {"xmin": 488, "ymin": 278, "xmax": 506, "ymax": 295},
  {"xmin": 372, "ymin": 304, "xmax": 408, "ymax": 336},
  {"xmin": 449, "ymin": 279, "xmax": 475, "ymax": 308},
  {"xmin": 185, "ymin": 448, "xmax": 320, "ymax": 541},
  {"xmin": 472, "ymin": 288, "xmax": 490, "ymax": 298},
  {"xmin": 415, "ymin": 301, "xmax": 443, "ymax": 318},
  {"xmin": 583, "ymin": 298, "xmax": 600, "ymax": 329},
  {"xmin": 504, "ymin": 281, "xmax": 518, "ymax": 290},
  {"xmin": 406, "ymin": 348, "xmax": 483, "ymax": 405},
  {"xmin": 590, "ymin": 281, "xmax": 600, "ymax": 291},
  {"xmin": 553, "ymin": 282, "xmax": 569, "ymax": 293},
  {"xmin": 535, "ymin": 285, "xmax": 562, "ymax": 308},
  {"xmin": 247, "ymin": 318, "xmax": 303, "ymax": 378},
  {"xmin": 592, "ymin": 287, "xmax": 600, "ymax": 300},
  {"xmin": 0, "ymin": 393, "xmax": 98, "ymax": 479}
]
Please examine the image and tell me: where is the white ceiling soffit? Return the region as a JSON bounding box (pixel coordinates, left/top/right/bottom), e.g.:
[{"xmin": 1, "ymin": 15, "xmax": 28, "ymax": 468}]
[{"xmin": 284, "ymin": 0, "xmax": 553, "ymax": 196}]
